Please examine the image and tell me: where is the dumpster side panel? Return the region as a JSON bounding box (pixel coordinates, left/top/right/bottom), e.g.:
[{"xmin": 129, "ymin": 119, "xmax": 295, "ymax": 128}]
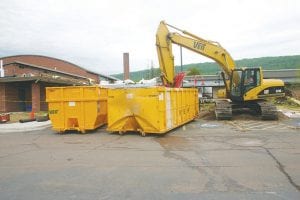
[
  {"xmin": 46, "ymin": 88, "xmax": 64, "ymax": 131},
  {"xmin": 107, "ymin": 88, "xmax": 164, "ymax": 133},
  {"xmin": 47, "ymin": 101, "xmax": 64, "ymax": 131},
  {"xmin": 107, "ymin": 87, "xmax": 199, "ymax": 134},
  {"xmin": 133, "ymin": 88, "xmax": 165, "ymax": 132},
  {"xmin": 46, "ymin": 86, "xmax": 107, "ymax": 133},
  {"xmin": 93, "ymin": 88, "xmax": 108, "ymax": 128}
]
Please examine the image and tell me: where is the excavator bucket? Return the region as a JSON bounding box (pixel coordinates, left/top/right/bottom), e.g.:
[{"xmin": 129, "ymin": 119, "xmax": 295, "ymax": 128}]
[{"xmin": 173, "ymin": 72, "xmax": 186, "ymax": 88}]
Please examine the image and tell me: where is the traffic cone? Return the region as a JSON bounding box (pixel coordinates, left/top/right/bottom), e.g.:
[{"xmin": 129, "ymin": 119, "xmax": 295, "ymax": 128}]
[{"xmin": 29, "ymin": 110, "xmax": 35, "ymax": 119}]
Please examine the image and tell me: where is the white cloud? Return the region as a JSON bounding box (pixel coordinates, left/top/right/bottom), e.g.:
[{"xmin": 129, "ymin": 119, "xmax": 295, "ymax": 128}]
[{"xmin": 0, "ymin": 0, "xmax": 299, "ymax": 75}]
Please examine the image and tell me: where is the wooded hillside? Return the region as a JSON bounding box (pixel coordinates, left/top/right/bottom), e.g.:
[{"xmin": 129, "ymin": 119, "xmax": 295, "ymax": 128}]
[{"xmin": 112, "ymin": 55, "xmax": 300, "ymax": 81}]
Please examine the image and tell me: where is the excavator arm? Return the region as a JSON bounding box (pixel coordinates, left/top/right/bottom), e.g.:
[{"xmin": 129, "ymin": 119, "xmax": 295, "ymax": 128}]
[
  {"xmin": 156, "ymin": 21, "xmax": 175, "ymax": 86},
  {"xmin": 156, "ymin": 21, "xmax": 236, "ymax": 90}
]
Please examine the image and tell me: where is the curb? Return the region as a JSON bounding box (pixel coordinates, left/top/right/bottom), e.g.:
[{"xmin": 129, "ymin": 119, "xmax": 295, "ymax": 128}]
[{"xmin": 0, "ymin": 121, "xmax": 52, "ymax": 133}]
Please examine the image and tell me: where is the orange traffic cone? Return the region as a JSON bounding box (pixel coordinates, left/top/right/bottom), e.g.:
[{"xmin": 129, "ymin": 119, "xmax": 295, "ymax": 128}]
[{"xmin": 29, "ymin": 110, "xmax": 35, "ymax": 119}]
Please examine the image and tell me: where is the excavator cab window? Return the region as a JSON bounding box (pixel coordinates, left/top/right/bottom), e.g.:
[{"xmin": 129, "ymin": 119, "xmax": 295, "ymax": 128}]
[
  {"xmin": 243, "ymin": 68, "xmax": 261, "ymax": 93},
  {"xmin": 230, "ymin": 68, "xmax": 261, "ymax": 101}
]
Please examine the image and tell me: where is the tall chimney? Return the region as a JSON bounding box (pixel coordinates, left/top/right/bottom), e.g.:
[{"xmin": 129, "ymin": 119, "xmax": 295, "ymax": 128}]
[{"xmin": 123, "ymin": 53, "xmax": 129, "ymax": 80}]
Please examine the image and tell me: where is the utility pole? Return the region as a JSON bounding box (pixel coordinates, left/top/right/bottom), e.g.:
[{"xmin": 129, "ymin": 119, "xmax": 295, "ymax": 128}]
[{"xmin": 150, "ymin": 60, "xmax": 154, "ymax": 78}]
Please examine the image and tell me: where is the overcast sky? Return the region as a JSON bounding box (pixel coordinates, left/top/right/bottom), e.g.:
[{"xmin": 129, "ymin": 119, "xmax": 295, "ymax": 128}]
[{"xmin": 0, "ymin": 0, "xmax": 299, "ymax": 75}]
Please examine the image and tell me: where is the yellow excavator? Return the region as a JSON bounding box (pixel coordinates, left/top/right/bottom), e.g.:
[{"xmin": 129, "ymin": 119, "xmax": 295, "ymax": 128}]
[{"xmin": 156, "ymin": 21, "xmax": 285, "ymax": 119}]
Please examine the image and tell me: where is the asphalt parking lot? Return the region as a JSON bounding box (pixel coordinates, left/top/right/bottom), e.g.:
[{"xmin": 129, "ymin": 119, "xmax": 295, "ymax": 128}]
[{"xmin": 0, "ymin": 117, "xmax": 299, "ymax": 200}]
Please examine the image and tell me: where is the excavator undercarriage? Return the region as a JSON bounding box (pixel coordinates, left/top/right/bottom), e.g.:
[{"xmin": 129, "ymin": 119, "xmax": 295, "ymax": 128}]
[{"xmin": 215, "ymin": 100, "xmax": 278, "ymax": 120}]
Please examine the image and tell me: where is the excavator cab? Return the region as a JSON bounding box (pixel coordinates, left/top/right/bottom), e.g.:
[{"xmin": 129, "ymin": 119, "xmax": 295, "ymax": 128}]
[{"xmin": 230, "ymin": 68, "xmax": 261, "ymax": 102}]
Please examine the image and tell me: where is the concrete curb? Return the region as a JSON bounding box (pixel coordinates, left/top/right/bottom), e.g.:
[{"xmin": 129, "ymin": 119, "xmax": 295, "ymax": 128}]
[{"xmin": 0, "ymin": 120, "xmax": 52, "ymax": 133}]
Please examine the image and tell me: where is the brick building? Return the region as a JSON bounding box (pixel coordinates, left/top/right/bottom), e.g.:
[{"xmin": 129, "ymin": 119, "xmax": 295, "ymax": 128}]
[{"xmin": 0, "ymin": 55, "xmax": 114, "ymax": 112}]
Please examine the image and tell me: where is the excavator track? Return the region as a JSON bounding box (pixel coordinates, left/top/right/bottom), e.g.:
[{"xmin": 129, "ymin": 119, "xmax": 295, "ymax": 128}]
[
  {"xmin": 257, "ymin": 101, "xmax": 278, "ymax": 120},
  {"xmin": 214, "ymin": 100, "xmax": 278, "ymax": 120},
  {"xmin": 215, "ymin": 100, "xmax": 232, "ymax": 120}
]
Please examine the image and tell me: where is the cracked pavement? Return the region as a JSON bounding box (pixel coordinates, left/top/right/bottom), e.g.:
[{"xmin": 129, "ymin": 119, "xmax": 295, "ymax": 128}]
[{"xmin": 0, "ymin": 118, "xmax": 299, "ymax": 199}]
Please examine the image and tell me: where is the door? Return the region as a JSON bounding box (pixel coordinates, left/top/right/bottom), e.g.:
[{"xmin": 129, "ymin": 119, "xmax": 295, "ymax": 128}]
[{"xmin": 230, "ymin": 70, "xmax": 243, "ymax": 101}]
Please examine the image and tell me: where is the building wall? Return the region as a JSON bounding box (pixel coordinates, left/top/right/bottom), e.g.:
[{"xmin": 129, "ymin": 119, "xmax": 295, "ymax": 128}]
[
  {"xmin": 40, "ymin": 83, "xmax": 48, "ymax": 111},
  {"xmin": 5, "ymin": 83, "xmax": 20, "ymax": 112},
  {"xmin": 4, "ymin": 64, "xmax": 89, "ymax": 84},
  {"xmin": 0, "ymin": 82, "xmax": 56, "ymax": 112},
  {"xmin": 2, "ymin": 55, "xmax": 99, "ymax": 83},
  {"xmin": 4, "ymin": 64, "xmax": 49, "ymax": 77},
  {"xmin": 0, "ymin": 83, "xmax": 5, "ymax": 112},
  {"xmin": 3, "ymin": 82, "xmax": 32, "ymax": 112}
]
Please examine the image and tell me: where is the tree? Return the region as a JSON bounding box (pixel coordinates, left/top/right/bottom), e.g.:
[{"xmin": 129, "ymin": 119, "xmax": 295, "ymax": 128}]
[{"xmin": 187, "ymin": 67, "xmax": 201, "ymax": 75}]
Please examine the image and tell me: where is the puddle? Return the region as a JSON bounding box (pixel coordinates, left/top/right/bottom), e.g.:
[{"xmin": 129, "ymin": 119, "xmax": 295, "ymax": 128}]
[
  {"xmin": 199, "ymin": 123, "xmax": 219, "ymax": 128},
  {"xmin": 282, "ymin": 118, "xmax": 300, "ymax": 128},
  {"xmin": 155, "ymin": 136, "xmax": 190, "ymax": 150},
  {"xmin": 227, "ymin": 138, "xmax": 264, "ymax": 147}
]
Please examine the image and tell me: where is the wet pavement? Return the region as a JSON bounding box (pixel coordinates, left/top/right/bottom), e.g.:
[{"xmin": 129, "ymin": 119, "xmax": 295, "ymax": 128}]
[{"xmin": 0, "ymin": 117, "xmax": 299, "ymax": 199}]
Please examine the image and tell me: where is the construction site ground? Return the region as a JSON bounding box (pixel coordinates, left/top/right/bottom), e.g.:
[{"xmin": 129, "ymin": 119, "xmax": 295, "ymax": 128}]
[{"xmin": 0, "ymin": 111, "xmax": 299, "ymax": 199}]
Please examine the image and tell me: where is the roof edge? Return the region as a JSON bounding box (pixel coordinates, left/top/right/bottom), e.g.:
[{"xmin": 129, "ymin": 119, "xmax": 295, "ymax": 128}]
[{"xmin": 0, "ymin": 54, "xmax": 120, "ymax": 80}]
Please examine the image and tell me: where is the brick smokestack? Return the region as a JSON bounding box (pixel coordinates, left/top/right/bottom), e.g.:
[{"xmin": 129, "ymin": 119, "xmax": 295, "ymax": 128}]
[{"xmin": 123, "ymin": 53, "xmax": 129, "ymax": 80}]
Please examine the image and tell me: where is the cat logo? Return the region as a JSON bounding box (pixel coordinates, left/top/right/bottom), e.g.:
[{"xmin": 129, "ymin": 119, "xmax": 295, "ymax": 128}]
[
  {"xmin": 193, "ymin": 41, "xmax": 205, "ymax": 50},
  {"xmin": 48, "ymin": 110, "xmax": 58, "ymax": 114}
]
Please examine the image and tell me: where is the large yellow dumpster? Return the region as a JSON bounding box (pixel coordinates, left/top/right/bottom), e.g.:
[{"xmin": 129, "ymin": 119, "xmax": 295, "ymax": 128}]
[
  {"xmin": 46, "ymin": 86, "xmax": 107, "ymax": 133},
  {"xmin": 107, "ymin": 87, "xmax": 199, "ymax": 136}
]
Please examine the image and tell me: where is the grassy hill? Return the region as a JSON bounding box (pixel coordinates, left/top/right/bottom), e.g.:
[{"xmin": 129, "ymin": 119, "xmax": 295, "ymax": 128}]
[{"xmin": 112, "ymin": 55, "xmax": 300, "ymax": 81}]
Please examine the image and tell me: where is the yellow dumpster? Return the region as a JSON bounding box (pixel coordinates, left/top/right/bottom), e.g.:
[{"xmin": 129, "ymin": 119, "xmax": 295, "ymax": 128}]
[
  {"xmin": 107, "ymin": 87, "xmax": 199, "ymax": 136},
  {"xmin": 46, "ymin": 86, "xmax": 107, "ymax": 133}
]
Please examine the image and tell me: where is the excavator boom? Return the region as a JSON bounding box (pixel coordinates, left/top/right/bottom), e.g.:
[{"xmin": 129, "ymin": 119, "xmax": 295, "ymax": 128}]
[
  {"xmin": 156, "ymin": 21, "xmax": 175, "ymax": 86},
  {"xmin": 156, "ymin": 21, "xmax": 235, "ymax": 88}
]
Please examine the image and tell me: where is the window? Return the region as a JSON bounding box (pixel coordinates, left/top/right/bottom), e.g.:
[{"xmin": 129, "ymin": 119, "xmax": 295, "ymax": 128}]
[{"xmin": 244, "ymin": 69, "xmax": 260, "ymax": 93}]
